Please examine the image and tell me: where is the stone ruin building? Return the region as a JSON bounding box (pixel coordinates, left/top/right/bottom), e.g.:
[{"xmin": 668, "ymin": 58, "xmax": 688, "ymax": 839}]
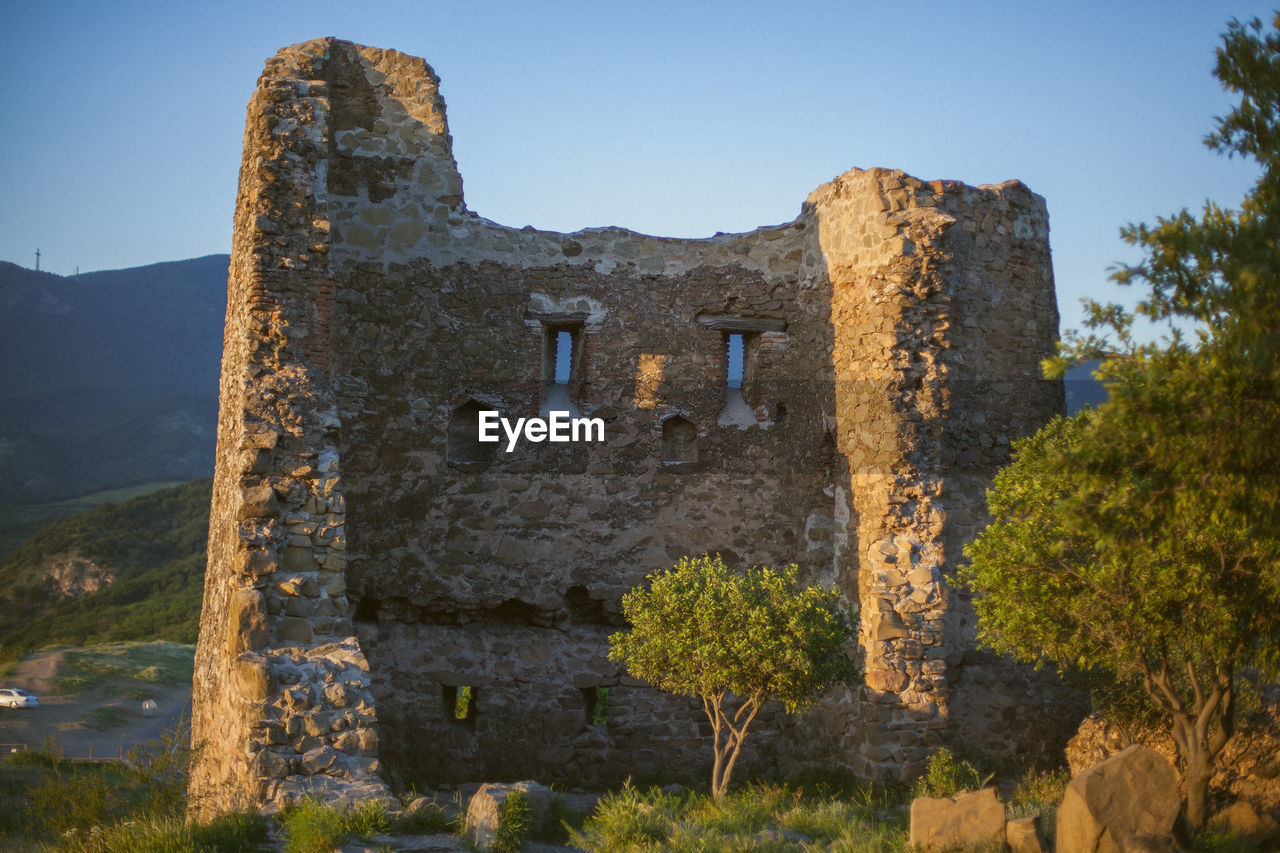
[{"xmin": 191, "ymin": 38, "xmax": 1079, "ymax": 817}]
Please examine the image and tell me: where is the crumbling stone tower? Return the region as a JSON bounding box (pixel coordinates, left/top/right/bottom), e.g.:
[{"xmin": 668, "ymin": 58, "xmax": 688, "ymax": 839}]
[{"xmin": 191, "ymin": 38, "xmax": 1071, "ymax": 817}]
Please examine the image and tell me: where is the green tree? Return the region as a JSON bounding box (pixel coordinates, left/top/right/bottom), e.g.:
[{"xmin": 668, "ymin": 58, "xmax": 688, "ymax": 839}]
[
  {"xmin": 608, "ymin": 554, "xmax": 857, "ymax": 799},
  {"xmin": 965, "ymin": 15, "xmax": 1280, "ymax": 831}
]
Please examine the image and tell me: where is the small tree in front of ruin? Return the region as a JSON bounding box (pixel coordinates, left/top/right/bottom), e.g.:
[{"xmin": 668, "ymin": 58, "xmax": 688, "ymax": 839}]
[{"xmin": 608, "ymin": 554, "xmax": 858, "ymax": 799}]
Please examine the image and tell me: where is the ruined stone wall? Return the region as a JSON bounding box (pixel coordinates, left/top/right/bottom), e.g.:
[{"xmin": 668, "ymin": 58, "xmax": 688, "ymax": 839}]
[{"xmin": 192, "ymin": 38, "xmax": 1074, "ymax": 817}]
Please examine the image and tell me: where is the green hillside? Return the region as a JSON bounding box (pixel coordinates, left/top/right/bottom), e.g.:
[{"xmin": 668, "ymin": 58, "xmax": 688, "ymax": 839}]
[{"xmin": 0, "ymin": 479, "xmax": 211, "ymax": 659}]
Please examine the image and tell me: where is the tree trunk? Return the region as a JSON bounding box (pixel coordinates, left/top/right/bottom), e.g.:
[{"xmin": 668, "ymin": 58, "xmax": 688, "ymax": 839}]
[{"xmin": 1183, "ymin": 744, "xmax": 1214, "ymax": 833}]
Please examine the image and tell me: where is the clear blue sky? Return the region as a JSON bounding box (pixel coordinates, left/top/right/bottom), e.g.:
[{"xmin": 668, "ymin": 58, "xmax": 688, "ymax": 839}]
[{"xmin": 1, "ymin": 1, "xmax": 1273, "ymax": 337}]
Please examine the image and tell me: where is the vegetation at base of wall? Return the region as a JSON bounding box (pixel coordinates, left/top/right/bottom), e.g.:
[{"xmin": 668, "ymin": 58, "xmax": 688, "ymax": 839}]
[
  {"xmin": 911, "ymin": 747, "xmax": 995, "ymax": 799},
  {"xmin": 0, "ymin": 478, "xmax": 210, "ymax": 658},
  {"xmin": 0, "ymin": 729, "xmax": 268, "ymax": 852},
  {"xmin": 572, "ymin": 781, "xmax": 911, "ymax": 853},
  {"xmin": 280, "ymin": 797, "xmax": 349, "ymax": 853},
  {"xmin": 492, "ymin": 790, "xmax": 533, "ymax": 853},
  {"xmin": 394, "ymin": 792, "xmax": 461, "ymax": 834},
  {"xmin": 1007, "ymin": 765, "xmax": 1071, "ymax": 845}
]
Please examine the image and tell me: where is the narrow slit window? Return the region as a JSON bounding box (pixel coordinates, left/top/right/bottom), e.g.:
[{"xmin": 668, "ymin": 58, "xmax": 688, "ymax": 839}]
[
  {"xmin": 542, "ymin": 323, "xmax": 583, "ymax": 416},
  {"xmin": 726, "ymin": 333, "xmax": 744, "ymax": 389},
  {"xmin": 443, "ymin": 685, "xmax": 475, "ymax": 724},
  {"xmin": 583, "ymin": 686, "xmax": 610, "ymax": 727},
  {"xmin": 555, "ymin": 330, "xmax": 573, "ymax": 385}
]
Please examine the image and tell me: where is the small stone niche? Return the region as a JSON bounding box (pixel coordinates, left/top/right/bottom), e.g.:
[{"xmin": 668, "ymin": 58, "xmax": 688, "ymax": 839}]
[
  {"xmin": 660, "ymin": 416, "xmax": 698, "ymax": 466},
  {"xmin": 446, "ymin": 400, "xmax": 493, "ymax": 468}
]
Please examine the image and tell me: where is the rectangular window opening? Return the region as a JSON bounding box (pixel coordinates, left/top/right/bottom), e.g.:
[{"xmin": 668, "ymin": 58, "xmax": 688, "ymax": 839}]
[
  {"xmin": 583, "ymin": 685, "xmax": 610, "ymax": 727},
  {"xmin": 443, "ymin": 684, "xmax": 475, "ymax": 724},
  {"xmin": 554, "ymin": 330, "xmax": 573, "ymax": 385},
  {"xmin": 541, "ymin": 322, "xmax": 584, "ymax": 416},
  {"xmin": 726, "ymin": 333, "xmax": 744, "ymax": 390}
]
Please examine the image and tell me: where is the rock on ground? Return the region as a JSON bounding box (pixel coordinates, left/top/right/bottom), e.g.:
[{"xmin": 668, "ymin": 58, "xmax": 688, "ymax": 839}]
[
  {"xmin": 909, "ymin": 787, "xmax": 1005, "ymax": 852},
  {"xmin": 1056, "ymin": 745, "xmax": 1181, "ymax": 853},
  {"xmin": 465, "ymin": 781, "xmax": 555, "ymax": 851}
]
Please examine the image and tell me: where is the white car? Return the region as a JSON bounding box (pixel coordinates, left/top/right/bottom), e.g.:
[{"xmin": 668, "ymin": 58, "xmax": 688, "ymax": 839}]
[{"xmin": 0, "ymin": 688, "xmax": 38, "ymax": 708}]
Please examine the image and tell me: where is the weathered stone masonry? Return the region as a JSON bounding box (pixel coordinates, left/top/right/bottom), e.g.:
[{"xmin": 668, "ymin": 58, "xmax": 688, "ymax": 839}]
[{"xmin": 191, "ymin": 37, "xmax": 1079, "ymax": 818}]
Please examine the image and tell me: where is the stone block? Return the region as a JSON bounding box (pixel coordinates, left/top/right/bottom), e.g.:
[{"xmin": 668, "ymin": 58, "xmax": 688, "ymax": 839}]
[
  {"xmin": 299, "ymin": 745, "xmax": 339, "ymax": 774},
  {"xmin": 908, "ymin": 787, "xmax": 1005, "ymax": 852},
  {"xmin": 1007, "ymin": 815, "xmax": 1046, "ymax": 853},
  {"xmin": 323, "ymin": 682, "xmax": 353, "ymax": 708},
  {"xmin": 239, "ymin": 485, "xmax": 280, "ymax": 519},
  {"xmin": 276, "ymin": 617, "xmax": 313, "ymax": 645},
  {"xmin": 1056, "ymin": 745, "xmax": 1181, "ymax": 853},
  {"xmin": 282, "ymin": 545, "xmax": 318, "ymax": 572},
  {"xmin": 235, "ymin": 547, "xmax": 276, "ymax": 578},
  {"xmin": 232, "ymin": 653, "xmax": 273, "ymax": 702},
  {"xmin": 465, "ymin": 781, "xmax": 554, "ymax": 851},
  {"xmin": 253, "ymin": 748, "xmax": 292, "ymax": 778},
  {"xmin": 226, "ymin": 587, "xmax": 268, "ymax": 654}
]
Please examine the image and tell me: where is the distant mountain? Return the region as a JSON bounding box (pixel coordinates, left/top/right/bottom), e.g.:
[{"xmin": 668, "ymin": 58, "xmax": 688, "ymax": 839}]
[
  {"xmin": 1064, "ymin": 359, "xmax": 1107, "ymax": 413},
  {"xmin": 0, "ymin": 256, "xmax": 228, "ymax": 503},
  {"xmin": 0, "ymin": 479, "xmax": 210, "ymax": 653}
]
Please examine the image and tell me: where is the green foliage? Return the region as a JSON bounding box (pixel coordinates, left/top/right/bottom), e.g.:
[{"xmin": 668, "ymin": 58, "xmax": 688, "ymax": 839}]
[
  {"xmin": 494, "ymin": 790, "xmax": 533, "ymax": 853},
  {"xmin": 454, "ymin": 684, "xmax": 472, "ymax": 720},
  {"xmin": 975, "ymin": 13, "xmax": 1280, "ymax": 832},
  {"xmin": 1008, "ymin": 766, "xmax": 1071, "ymax": 844},
  {"xmin": 609, "ymin": 554, "xmax": 858, "ymax": 798},
  {"xmin": 0, "ymin": 478, "xmax": 211, "ymax": 654},
  {"xmin": 590, "ymin": 686, "xmax": 610, "ymax": 727},
  {"xmin": 0, "ymin": 719, "xmax": 266, "ymax": 852},
  {"xmin": 539, "ymin": 793, "xmax": 584, "ymax": 844},
  {"xmin": 571, "ymin": 782, "xmax": 910, "ymax": 853},
  {"xmin": 344, "ymin": 798, "xmax": 393, "ymax": 839},
  {"xmin": 911, "ymin": 748, "xmax": 993, "ymax": 799},
  {"xmin": 280, "ymin": 797, "xmax": 347, "ymax": 853}
]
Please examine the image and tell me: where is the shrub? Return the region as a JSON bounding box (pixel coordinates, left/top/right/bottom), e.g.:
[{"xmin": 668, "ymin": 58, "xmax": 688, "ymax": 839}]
[
  {"xmin": 280, "ymin": 797, "xmax": 346, "ymax": 853},
  {"xmin": 344, "ymin": 797, "xmax": 393, "ymax": 839},
  {"xmin": 913, "ymin": 747, "xmax": 993, "ymax": 799},
  {"xmin": 493, "ymin": 790, "xmax": 532, "ymax": 853},
  {"xmin": 1008, "ymin": 765, "xmax": 1070, "ymax": 843}
]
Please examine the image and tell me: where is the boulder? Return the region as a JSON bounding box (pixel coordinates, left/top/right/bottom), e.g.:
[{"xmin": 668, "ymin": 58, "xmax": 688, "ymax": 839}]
[
  {"xmin": 465, "ymin": 781, "xmax": 554, "ymax": 851},
  {"xmin": 1056, "ymin": 745, "xmax": 1181, "ymax": 853},
  {"xmin": 1006, "ymin": 815, "xmax": 1047, "ymax": 853},
  {"xmin": 909, "ymin": 787, "xmax": 1005, "ymax": 852},
  {"xmin": 1211, "ymin": 799, "xmax": 1280, "ymax": 846}
]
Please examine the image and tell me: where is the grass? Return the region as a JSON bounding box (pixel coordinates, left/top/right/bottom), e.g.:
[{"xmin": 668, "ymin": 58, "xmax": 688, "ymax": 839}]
[
  {"xmin": 571, "ymin": 781, "xmax": 912, "ymax": 852},
  {"xmin": 52, "ymin": 641, "xmax": 194, "ymax": 694},
  {"xmin": 1007, "ymin": 765, "xmax": 1071, "ymax": 845},
  {"xmin": 492, "ymin": 790, "xmax": 533, "ymax": 853},
  {"xmin": 85, "ymin": 706, "xmax": 129, "ymax": 731},
  {"xmin": 0, "ymin": 723, "xmax": 268, "ymax": 852}
]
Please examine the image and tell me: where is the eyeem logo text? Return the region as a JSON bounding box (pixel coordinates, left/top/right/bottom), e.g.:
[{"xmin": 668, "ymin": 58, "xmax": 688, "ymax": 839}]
[{"xmin": 478, "ymin": 410, "xmax": 605, "ymax": 452}]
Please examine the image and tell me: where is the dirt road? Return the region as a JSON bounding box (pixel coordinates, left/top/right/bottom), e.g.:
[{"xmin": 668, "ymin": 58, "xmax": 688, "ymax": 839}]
[{"xmin": 0, "ymin": 646, "xmax": 192, "ymax": 760}]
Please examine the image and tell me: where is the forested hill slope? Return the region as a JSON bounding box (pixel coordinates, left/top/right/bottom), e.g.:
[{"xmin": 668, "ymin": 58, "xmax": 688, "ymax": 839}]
[
  {"xmin": 0, "ymin": 479, "xmax": 210, "ymax": 656},
  {"xmin": 0, "ymin": 256, "xmax": 228, "ymax": 504}
]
